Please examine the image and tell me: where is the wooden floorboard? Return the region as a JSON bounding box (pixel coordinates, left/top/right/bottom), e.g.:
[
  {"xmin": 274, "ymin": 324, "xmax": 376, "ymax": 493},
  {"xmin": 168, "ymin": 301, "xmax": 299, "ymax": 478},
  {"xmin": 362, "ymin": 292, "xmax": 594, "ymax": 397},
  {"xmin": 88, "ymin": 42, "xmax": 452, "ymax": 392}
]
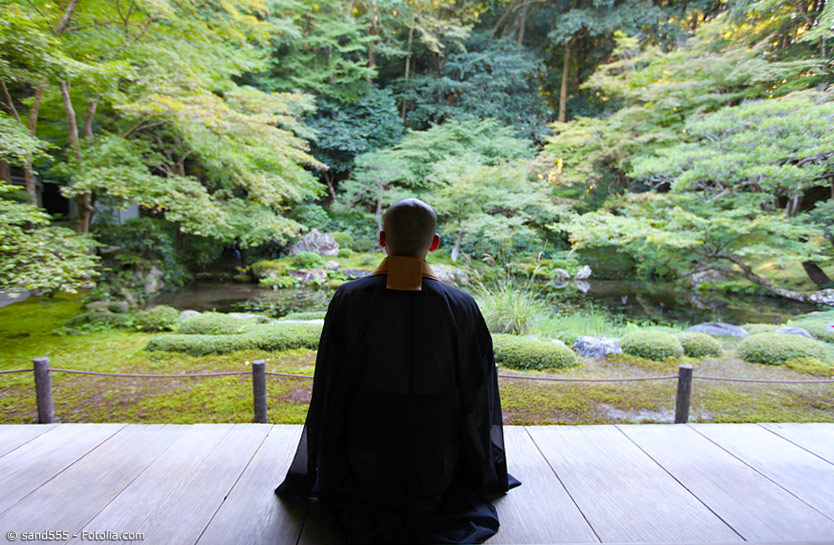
[
  {"xmin": 620, "ymin": 424, "xmax": 834, "ymax": 541},
  {"xmin": 1, "ymin": 423, "xmax": 833, "ymax": 545},
  {"xmin": 526, "ymin": 425, "xmax": 742, "ymax": 543},
  {"xmin": 692, "ymin": 424, "xmax": 834, "ymax": 520}
]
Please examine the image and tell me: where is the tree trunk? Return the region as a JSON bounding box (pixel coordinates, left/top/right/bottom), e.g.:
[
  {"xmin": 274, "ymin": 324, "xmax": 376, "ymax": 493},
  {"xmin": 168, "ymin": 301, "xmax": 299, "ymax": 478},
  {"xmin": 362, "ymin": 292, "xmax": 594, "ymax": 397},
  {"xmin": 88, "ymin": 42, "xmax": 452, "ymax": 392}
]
[
  {"xmin": 802, "ymin": 261, "xmax": 833, "ymax": 286},
  {"xmin": 517, "ymin": 2, "xmax": 528, "ymax": 45},
  {"xmin": 324, "ymin": 171, "xmax": 337, "ymax": 202},
  {"xmin": 400, "ymin": 27, "xmax": 414, "ymax": 120},
  {"xmin": 0, "ymin": 161, "xmax": 10, "ymax": 183},
  {"xmin": 83, "ymin": 100, "xmax": 97, "ymax": 139},
  {"xmin": 22, "ymin": 85, "xmax": 45, "ymax": 206},
  {"xmin": 558, "ymin": 38, "xmax": 572, "ymax": 123},
  {"xmin": 60, "ymin": 81, "xmax": 93, "ymax": 233},
  {"xmin": 451, "ymin": 205, "xmax": 463, "ymax": 262}
]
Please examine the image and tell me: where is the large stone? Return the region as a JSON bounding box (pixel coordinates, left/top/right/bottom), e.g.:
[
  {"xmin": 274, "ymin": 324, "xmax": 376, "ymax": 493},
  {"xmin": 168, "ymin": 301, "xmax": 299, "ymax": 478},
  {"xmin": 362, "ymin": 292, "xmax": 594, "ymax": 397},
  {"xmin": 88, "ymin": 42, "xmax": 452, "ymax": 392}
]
[
  {"xmin": 574, "ymin": 265, "xmax": 592, "ymax": 280},
  {"xmin": 179, "ymin": 310, "xmax": 201, "ymax": 321},
  {"xmin": 341, "ymin": 269, "xmax": 371, "ymax": 279},
  {"xmin": 288, "ymin": 268, "xmax": 328, "ymax": 283},
  {"xmin": 290, "ymin": 229, "xmax": 339, "ymax": 256},
  {"xmin": 774, "ymin": 326, "xmax": 814, "ymax": 339},
  {"xmin": 431, "ymin": 264, "xmax": 471, "ymax": 286},
  {"xmin": 571, "ymin": 336, "xmax": 622, "ymax": 358},
  {"xmin": 325, "ymin": 260, "xmax": 340, "ymax": 271},
  {"xmin": 551, "ymin": 268, "xmax": 571, "ymax": 283},
  {"xmin": 685, "ymin": 322, "xmax": 749, "ymax": 337},
  {"xmin": 85, "ymin": 300, "xmax": 130, "ymax": 313},
  {"xmin": 228, "ymin": 312, "xmax": 266, "ymax": 320},
  {"xmin": 808, "ymin": 288, "xmax": 834, "ymax": 306},
  {"xmin": 139, "ymin": 265, "xmax": 165, "ymax": 295}
]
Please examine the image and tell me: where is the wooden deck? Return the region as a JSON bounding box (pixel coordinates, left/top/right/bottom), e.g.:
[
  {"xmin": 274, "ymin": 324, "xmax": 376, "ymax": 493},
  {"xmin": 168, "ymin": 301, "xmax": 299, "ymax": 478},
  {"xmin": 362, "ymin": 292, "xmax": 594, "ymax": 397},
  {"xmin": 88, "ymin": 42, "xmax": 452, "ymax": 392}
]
[{"xmin": 1, "ymin": 424, "xmax": 833, "ymax": 545}]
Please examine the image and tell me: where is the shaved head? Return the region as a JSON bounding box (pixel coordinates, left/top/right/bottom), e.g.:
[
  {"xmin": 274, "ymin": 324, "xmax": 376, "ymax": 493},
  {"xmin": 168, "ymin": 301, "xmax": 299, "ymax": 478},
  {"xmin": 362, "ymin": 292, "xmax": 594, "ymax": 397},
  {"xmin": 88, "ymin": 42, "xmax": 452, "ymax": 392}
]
[{"xmin": 382, "ymin": 198, "xmax": 438, "ymax": 258}]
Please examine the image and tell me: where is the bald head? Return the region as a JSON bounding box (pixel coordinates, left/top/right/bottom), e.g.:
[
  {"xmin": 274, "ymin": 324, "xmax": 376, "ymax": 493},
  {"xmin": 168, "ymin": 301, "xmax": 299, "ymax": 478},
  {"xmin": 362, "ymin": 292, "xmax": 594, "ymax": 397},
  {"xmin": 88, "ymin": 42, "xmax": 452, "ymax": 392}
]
[{"xmin": 381, "ymin": 198, "xmax": 438, "ymax": 258}]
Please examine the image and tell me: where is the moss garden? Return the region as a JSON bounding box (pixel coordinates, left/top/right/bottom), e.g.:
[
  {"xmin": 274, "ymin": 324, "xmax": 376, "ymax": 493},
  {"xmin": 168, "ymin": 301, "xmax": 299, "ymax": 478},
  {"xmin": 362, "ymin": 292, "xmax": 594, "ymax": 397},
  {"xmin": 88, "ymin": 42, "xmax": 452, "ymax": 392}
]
[{"xmin": 1, "ymin": 295, "xmax": 833, "ymax": 426}]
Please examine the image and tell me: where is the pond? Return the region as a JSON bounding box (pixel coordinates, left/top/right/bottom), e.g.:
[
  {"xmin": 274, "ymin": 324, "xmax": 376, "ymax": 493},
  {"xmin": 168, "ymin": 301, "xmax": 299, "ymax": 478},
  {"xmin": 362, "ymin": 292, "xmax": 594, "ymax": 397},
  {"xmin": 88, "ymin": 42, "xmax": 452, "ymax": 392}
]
[{"xmin": 150, "ymin": 278, "xmax": 825, "ymax": 326}]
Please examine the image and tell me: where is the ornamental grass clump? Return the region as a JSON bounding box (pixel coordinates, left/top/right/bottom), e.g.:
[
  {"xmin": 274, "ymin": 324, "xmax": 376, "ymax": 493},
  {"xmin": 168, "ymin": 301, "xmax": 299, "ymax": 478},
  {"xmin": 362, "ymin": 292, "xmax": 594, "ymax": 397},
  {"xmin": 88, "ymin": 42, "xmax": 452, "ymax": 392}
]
[
  {"xmin": 131, "ymin": 305, "xmax": 180, "ymax": 332},
  {"xmin": 477, "ymin": 283, "xmax": 547, "ymax": 335},
  {"xmin": 738, "ymin": 333, "xmax": 826, "ymax": 365},
  {"xmin": 179, "ymin": 312, "xmax": 265, "ymax": 335},
  {"xmin": 619, "ymin": 330, "xmax": 684, "ymax": 361},
  {"xmin": 676, "ymin": 332, "xmax": 723, "ymax": 358},
  {"xmin": 492, "ymin": 334, "xmax": 578, "ymax": 370}
]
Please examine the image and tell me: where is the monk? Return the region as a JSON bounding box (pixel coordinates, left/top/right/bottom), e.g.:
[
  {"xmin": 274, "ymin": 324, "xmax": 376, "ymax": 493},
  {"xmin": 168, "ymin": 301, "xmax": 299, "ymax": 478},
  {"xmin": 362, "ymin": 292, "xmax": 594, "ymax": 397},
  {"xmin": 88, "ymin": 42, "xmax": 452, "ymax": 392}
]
[{"xmin": 275, "ymin": 198, "xmax": 518, "ymax": 544}]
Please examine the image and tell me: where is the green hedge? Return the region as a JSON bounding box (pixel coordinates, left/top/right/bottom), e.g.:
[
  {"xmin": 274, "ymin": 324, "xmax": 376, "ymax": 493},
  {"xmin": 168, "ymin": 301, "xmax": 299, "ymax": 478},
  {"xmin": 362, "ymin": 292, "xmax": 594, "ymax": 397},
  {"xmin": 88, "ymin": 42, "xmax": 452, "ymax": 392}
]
[
  {"xmin": 738, "ymin": 333, "xmax": 826, "ymax": 365},
  {"xmin": 787, "ymin": 319, "xmax": 834, "ymax": 343},
  {"xmin": 492, "ymin": 334, "xmax": 578, "ymax": 370},
  {"xmin": 620, "ymin": 331, "xmax": 684, "ymax": 361},
  {"xmin": 132, "ymin": 305, "xmax": 180, "ymax": 332},
  {"xmin": 179, "ymin": 312, "xmax": 266, "ymax": 335},
  {"xmin": 676, "ymin": 332, "xmax": 723, "ymax": 358},
  {"xmin": 59, "ymin": 310, "xmax": 131, "ymax": 334},
  {"xmin": 146, "ymin": 323, "xmax": 323, "ymax": 356}
]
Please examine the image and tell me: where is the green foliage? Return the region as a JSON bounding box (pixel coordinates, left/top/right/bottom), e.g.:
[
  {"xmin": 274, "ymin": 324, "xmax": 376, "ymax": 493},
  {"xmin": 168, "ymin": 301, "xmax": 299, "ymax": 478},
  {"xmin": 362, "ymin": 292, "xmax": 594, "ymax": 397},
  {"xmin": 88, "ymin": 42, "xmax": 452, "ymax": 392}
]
[
  {"xmin": 260, "ymin": 275, "xmax": 300, "ymax": 290},
  {"xmin": 280, "ymin": 311, "xmax": 326, "ymax": 320},
  {"xmin": 330, "ymin": 232, "xmax": 355, "ymax": 250},
  {"xmin": 534, "ymin": 309, "xmax": 628, "ymax": 346},
  {"xmin": 58, "ymin": 310, "xmax": 131, "ymax": 335},
  {"xmin": 337, "ymin": 248, "xmax": 354, "ymax": 258},
  {"xmin": 131, "ymin": 305, "xmax": 180, "ymax": 332},
  {"xmin": 179, "ymin": 312, "xmax": 267, "ymax": 335},
  {"xmin": 291, "ymin": 252, "xmax": 325, "ymax": 269},
  {"xmin": 477, "ymin": 283, "xmax": 547, "ymax": 335},
  {"xmin": 492, "ymin": 334, "xmax": 578, "ymax": 370},
  {"xmin": 677, "ymin": 332, "xmax": 723, "ymax": 358},
  {"xmin": 619, "ymin": 331, "xmax": 684, "ymax": 361},
  {"xmin": 146, "ymin": 323, "xmax": 322, "ymax": 356},
  {"xmin": 738, "ymin": 333, "xmax": 826, "ymax": 365}
]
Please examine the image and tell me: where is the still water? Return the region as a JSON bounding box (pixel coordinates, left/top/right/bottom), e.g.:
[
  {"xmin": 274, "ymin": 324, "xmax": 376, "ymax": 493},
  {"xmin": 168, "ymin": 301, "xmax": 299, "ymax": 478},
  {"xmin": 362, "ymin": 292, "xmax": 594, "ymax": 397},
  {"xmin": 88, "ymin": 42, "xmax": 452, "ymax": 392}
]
[{"xmin": 151, "ymin": 279, "xmax": 824, "ymax": 325}]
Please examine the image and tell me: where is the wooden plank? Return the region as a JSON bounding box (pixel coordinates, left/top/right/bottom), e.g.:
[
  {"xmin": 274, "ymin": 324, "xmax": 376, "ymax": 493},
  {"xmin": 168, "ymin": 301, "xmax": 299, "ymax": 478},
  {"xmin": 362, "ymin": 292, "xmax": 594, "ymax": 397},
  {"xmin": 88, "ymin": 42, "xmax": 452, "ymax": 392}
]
[
  {"xmin": 621, "ymin": 424, "xmax": 834, "ymax": 541},
  {"xmin": 0, "ymin": 424, "xmax": 57, "ymax": 457},
  {"xmin": 693, "ymin": 423, "xmax": 834, "ymax": 519},
  {"xmin": 0, "ymin": 425, "xmax": 180, "ymax": 534},
  {"xmin": 760, "ymin": 423, "xmax": 834, "ymax": 465},
  {"xmin": 68, "ymin": 424, "xmax": 269, "ymax": 545},
  {"xmin": 0, "ymin": 423, "xmax": 124, "ymax": 515},
  {"xmin": 526, "ymin": 425, "xmax": 742, "ymax": 543},
  {"xmin": 196, "ymin": 425, "xmax": 307, "ymax": 545},
  {"xmin": 491, "ymin": 426, "xmax": 599, "ymax": 544}
]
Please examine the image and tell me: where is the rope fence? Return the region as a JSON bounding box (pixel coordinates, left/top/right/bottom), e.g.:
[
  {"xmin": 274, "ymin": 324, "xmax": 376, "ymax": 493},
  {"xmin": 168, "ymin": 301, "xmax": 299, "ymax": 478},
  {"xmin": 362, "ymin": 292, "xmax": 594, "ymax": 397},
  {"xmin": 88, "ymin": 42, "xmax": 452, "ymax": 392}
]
[{"xmin": 3, "ymin": 358, "xmax": 833, "ymax": 424}]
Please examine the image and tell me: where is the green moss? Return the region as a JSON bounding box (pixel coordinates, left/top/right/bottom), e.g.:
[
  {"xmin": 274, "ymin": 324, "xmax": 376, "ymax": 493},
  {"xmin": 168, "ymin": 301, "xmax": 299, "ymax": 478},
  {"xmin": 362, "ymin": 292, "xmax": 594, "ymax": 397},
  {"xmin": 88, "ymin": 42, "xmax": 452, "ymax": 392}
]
[
  {"xmin": 132, "ymin": 305, "xmax": 179, "ymax": 332},
  {"xmin": 742, "ymin": 323, "xmax": 779, "ymax": 335},
  {"xmin": 59, "ymin": 310, "xmax": 131, "ymax": 334},
  {"xmin": 738, "ymin": 333, "xmax": 826, "ymax": 365},
  {"xmin": 146, "ymin": 323, "xmax": 323, "ymax": 356},
  {"xmin": 676, "ymin": 332, "xmax": 723, "ymax": 358},
  {"xmin": 179, "ymin": 312, "xmax": 266, "ymax": 335},
  {"xmin": 492, "ymin": 334, "xmax": 578, "ymax": 370},
  {"xmin": 620, "ymin": 331, "xmax": 684, "ymax": 361}
]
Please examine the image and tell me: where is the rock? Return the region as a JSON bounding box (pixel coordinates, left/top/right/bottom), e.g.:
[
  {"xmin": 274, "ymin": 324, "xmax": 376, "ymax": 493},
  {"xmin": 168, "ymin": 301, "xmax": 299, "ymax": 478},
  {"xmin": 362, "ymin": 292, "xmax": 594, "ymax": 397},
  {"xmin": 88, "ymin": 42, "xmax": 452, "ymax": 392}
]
[
  {"xmin": 228, "ymin": 312, "xmax": 265, "ymax": 320},
  {"xmin": 85, "ymin": 300, "xmax": 129, "ymax": 313},
  {"xmin": 575, "ymin": 280, "xmax": 591, "ymax": 294},
  {"xmin": 685, "ymin": 322, "xmax": 749, "ymax": 337},
  {"xmin": 551, "ymin": 338, "xmax": 569, "ymax": 349},
  {"xmin": 275, "ymin": 319, "xmax": 325, "ymax": 325},
  {"xmin": 139, "ymin": 265, "xmax": 165, "ymax": 294},
  {"xmin": 551, "ymin": 268, "xmax": 571, "ymax": 283},
  {"xmin": 574, "ymin": 265, "xmax": 592, "ymax": 280},
  {"xmin": 808, "ymin": 288, "xmax": 834, "ymax": 306},
  {"xmin": 290, "ymin": 229, "xmax": 339, "ymax": 256},
  {"xmin": 325, "ymin": 260, "xmax": 340, "ymax": 271},
  {"xmin": 179, "ymin": 310, "xmax": 201, "ymax": 321},
  {"xmin": 571, "ymin": 336, "xmax": 622, "ymax": 358},
  {"xmin": 341, "ymin": 269, "xmax": 371, "ymax": 279},
  {"xmin": 288, "ymin": 268, "xmax": 328, "ymax": 283},
  {"xmin": 774, "ymin": 326, "xmax": 814, "ymax": 339},
  {"xmin": 431, "ymin": 264, "xmax": 471, "ymax": 286}
]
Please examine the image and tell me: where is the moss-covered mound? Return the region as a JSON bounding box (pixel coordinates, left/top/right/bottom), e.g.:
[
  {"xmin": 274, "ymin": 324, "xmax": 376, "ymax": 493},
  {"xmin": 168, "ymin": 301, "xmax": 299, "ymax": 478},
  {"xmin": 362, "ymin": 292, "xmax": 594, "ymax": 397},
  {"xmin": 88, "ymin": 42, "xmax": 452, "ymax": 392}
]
[
  {"xmin": 146, "ymin": 322, "xmax": 323, "ymax": 356},
  {"xmin": 179, "ymin": 312, "xmax": 266, "ymax": 335},
  {"xmin": 676, "ymin": 332, "xmax": 723, "ymax": 358},
  {"xmin": 58, "ymin": 310, "xmax": 131, "ymax": 334},
  {"xmin": 619, "ymin": 331, "xmax": 684, "ymax": 361},
  {"xmin": 492, "ymin": 334, "xmax": 578, "ymax": 370},
  {"xmin": 738, "ymin": 333, "xmax": 826, "ymax": 365},
  {"xmin": 132, "ymin": 305, "xmax": 180, "ymax": 332},
  {"xmin": 742, "ymin": 323, "xmax": 779, "ymax": 335},
  {"xmin": 787, "ymin": 319, "xmax": 834, "ymax": 343}
]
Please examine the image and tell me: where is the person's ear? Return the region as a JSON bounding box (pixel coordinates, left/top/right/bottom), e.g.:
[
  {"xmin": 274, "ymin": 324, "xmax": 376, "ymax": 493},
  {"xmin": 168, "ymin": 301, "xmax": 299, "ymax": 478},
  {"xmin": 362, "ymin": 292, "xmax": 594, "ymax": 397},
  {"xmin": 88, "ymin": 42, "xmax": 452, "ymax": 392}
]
[
  {"xmin": 428, "ymin": 234, "xmax": 440, "ymax": 252},
  {"xmin": 379, "ymin": 231, "xmax": 386, "ymax": 248}
]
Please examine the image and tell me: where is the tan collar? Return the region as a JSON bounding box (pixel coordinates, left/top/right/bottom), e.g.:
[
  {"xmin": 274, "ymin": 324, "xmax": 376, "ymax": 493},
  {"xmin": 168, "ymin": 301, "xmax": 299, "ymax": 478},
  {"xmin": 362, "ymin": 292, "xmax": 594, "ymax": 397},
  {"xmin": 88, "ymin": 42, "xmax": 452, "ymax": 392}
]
[{"xmin": 372, "ymin": 256, "xmax": 438, "ymax": 291}]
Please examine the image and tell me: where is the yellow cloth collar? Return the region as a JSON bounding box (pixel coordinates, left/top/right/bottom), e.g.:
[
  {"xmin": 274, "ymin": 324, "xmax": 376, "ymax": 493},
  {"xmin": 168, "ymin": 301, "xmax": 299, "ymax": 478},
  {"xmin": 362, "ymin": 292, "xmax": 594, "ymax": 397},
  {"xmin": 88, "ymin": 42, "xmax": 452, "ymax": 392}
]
[{"xmin": 372, "ymin": 256, "xmax": 438, "ymax": 291}]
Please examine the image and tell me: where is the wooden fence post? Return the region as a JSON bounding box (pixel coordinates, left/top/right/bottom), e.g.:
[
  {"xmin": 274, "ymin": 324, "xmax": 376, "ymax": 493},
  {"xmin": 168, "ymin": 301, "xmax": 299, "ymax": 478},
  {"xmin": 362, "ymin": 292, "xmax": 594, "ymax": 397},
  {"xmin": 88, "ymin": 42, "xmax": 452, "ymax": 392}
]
[
  {"xmin": 675, "ymin": 364, "xmax": 693, "ymax": 424},
  {"xmin": 33, "ymin": 356, "xmax": 54, "ymax": 424},
  {"xmin": 252, "ymin": 360, "xmax": 268, "ymax": 424}
]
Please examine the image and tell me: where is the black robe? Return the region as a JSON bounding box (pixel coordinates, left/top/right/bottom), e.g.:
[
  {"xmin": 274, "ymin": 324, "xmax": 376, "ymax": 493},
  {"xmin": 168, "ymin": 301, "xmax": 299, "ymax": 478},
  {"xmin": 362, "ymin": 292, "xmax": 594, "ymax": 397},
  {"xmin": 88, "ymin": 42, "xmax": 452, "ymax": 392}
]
[{"xmin": 275, "ymin": 269, "xmax": 519, "ymax": 544}]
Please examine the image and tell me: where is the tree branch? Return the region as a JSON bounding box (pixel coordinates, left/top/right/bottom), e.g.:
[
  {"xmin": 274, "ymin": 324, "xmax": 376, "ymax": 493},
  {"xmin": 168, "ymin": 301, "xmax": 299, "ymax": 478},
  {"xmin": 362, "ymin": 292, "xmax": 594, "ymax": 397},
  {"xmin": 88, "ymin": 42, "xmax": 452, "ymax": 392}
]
[
  {"xmin": 0, "ymin": 80, "xmax": 22, "ymax": 124},
  {"xmin": 53, "ymin": 0, "xmax": 80, "ymax": 35}
]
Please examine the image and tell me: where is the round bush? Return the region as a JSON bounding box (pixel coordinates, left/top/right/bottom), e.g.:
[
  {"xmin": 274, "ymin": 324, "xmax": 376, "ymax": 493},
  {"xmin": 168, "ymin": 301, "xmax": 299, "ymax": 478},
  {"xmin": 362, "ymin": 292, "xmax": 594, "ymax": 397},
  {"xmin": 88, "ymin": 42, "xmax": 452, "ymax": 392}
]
[
  {"xmin": 337, "ymin": 248, "xmax": 354, "ymax": 258},
  {"xmin": 676, "ymin": 332, "xmax": 723, "ymax": 358},
  {"xmin": 291, "ymin": 251, "xmax": 325, "ymax": 269},
  {"xmin": 146, "ymin": 323, "xmax": 323, "ymax": 356},
  {"xmin": 179, "ymin": 312, "xmax": 261, "ymax": 335},
  {"xmin": 787, "ymin": 319, "xmax": 834, "ymax": 343},
  {"xmin": 738, "ymin": 333, "xmax": 826, "ymax": 365},
  {"xmin": 492, "ymin": 334, "xmax": 578, "ymax": 370},
  {"xmin": 330, "ymin": 231, "xmax": 354, "ymax": 249},
  {"xmin": 619, "ymin": 331, "xmax": 684, "ymax": 361},
  {"xmin": 132, "ymin": 305, "xmax": 180, "ymax": 332},
  {"xmin": 742, "ymin": 323, "xmax": 779, "ymax": 335},
  {"xmin": 61, "ymin": 311, "xmax": 130, "ymax": 334}
]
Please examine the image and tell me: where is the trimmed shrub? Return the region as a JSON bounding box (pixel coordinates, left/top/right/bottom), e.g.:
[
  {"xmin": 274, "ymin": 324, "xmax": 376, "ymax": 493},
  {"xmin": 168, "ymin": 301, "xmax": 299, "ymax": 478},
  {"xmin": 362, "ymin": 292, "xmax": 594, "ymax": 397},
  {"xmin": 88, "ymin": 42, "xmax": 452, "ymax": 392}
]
[
  {"xmin": 787, "ymin": 319, "xmax": 834, "ymax": 343},
  {"xmin": 132, "ymin": 305, "xmax": 180, "ymax": 332},
  {"xmin": 619, "ymin": 331, "xmax": 684, "ymax": 361},
  {"xmin": 492, "ymin": 334, "xmax": 578, "ymax": 370},
  {"xmin": 250, "ymin": 260, "xmax": 286, "ymax": 279},
  {"xmin": 676, "ymin": 332, "xmax": 723, "ymax": 358},
  {"xmin": 280, "ymin": 311, "xmax": 326, "ymax": 321},
  {"xmin": 738, "ymin": 333, "xmax": 826, "ymax": 365},
  {"xmin": 291, "ymin": 251, "xmax": 325, "ymax": 269},
  {"xmin": 742, "ymin": 323, "xmax": 779, "ymax": 335},
  {"xmin": 330, "ymin": 231, "xmax": 354, "ymax": 249},
  {"xmin": 337, "ymin": 248, "xmax": 354, "ymax": 258},
  {"xmin": 59, "ymin": 311, "xmax": 130, "ymax": 334},
  {"xmin": 179, "ymin": 312, "xmax": 262, "ymax": 335},
  {"xmin": 146, "ymin": 323, "xmax": 323, "ymax": 356}
]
